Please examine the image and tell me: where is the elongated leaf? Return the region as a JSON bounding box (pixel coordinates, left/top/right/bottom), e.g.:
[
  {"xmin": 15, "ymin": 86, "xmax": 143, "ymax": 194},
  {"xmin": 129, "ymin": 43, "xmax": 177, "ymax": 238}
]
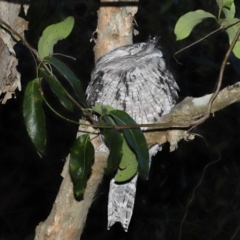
[
  {"xmin": 103, "ymin": 115, "xmax": 123, "ymax": 174},
  {"xmin": 44, "ymin": 56, "xmax": 86, "ymax": 106},
  {"xmin": 23, "ymin": 78, "xmax": 46, "ymax": 153},
  {"xmin": 222, "ymin": 18, "xmax": 240, "ymax": 58},
  {"xmin": 109, "ymin": 110, "xmax": 149, "ymax": 180},
  {"xmin": 115, "ymin": 138, "xmax": 138, "ymax": 182},
  {"xmin": 222, "ymin": 6, "xmax": 236, "ymax": 19},
  {"xmin": 39, "ymin": 68, "xmax": 74, "ymax": 112},
  {"xmin": 38, "ymin": 16, "xmax": 74, "ymax": 59},
  {"xmin": 216, "ymin": 0, "xmax": 235, "ymax": 18},
  {"xmin": 69, "ymin": 134, "xmax": 94, "ymax": 199},
  {"xmin": 174, "ymin": 10, "xmax": 216, "ymax": 40}
]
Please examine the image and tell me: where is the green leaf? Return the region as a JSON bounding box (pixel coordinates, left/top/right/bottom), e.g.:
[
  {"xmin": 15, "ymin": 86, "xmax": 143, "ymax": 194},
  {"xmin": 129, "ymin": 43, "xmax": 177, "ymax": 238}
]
[
  {"xmin": 216, "ymin": 0, "xmax": 235, "ymax": 18},
  {"xmin": 39, "ymin": 68, "xmax": 74, "ymax": 112},
  {"xmin": 44, "ymin": 56, "xmax": 86, "ymax": 106},
  {"xmin": 23, "ymin": 78, "xmax": 46, "ymax": 153},
  {"xmin": 223, "ymin": 0, "xmax": 234, "ymax": 8},
  {"xmin": 174, "ymin": 10, "xmax": 216, "ymax": 40},
  {"xmin": 218, "ymin": 0, "xmax": 235, "ymax": 18},
  {"xmin": 223, "ymin": 5, "xmax": 235, "ymax": 19},
  {"xmin": 222, "ymin": 8, "xmax": 235, "ymax": 19},
  {"xmin": 222, "ymin": 18, "xmax": 240, "ymax": 58},
  {"xmin": 115, "ymin": 138, "xmax": 138, "ymax": 182},
  {"xmin": 38, "ymin": 16, "xmax": 74, "ymax": 59},
  {"xmin": 91, "ymin": 105, "xmax": 115, "ymax": 116},
  {"xmin": 91, "ymin": 105, "xmax": 149, "ymax": 179},
  {"xmin": 102, "ymin": 115, "xmax": 123, "ymax": 174},
  {"xmin": 69, "ymin": 134, "xmax": 94, "ymax": 198},
  {"xmin": 109, "ymin": 109, "xmax": 149, "ymax": 180}
]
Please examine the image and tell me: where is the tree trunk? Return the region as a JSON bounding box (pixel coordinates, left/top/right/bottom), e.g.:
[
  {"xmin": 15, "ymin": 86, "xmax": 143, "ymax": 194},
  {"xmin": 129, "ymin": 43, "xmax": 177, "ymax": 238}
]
[{"xmin": 0, "ymin": 0, "xmax": 29, "ymax": 103}]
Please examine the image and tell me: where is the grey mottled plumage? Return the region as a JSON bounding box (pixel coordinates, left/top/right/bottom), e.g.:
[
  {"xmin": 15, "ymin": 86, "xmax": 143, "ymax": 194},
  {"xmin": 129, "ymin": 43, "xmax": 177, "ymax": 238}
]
[{"xmin": 86, "ymin": 37, "xmax": 179, "ymax": 231}]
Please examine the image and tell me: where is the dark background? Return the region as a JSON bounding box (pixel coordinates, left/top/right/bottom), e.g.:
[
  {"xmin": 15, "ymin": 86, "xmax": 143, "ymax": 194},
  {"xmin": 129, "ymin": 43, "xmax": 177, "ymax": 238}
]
[{"xmin": 0, "ymin": 0, "xmax": 240, "ymax": 239}]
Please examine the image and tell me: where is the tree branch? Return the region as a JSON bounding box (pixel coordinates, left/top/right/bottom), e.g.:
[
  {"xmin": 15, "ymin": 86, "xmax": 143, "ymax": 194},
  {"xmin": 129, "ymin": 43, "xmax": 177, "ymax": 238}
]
[
  {"xmin": 145, "ymin": 81, "xmax": 240, "ymax": 149},
  {"xmin": 34, "ymin": 123, "xmax": 107, "ymax": 240}
]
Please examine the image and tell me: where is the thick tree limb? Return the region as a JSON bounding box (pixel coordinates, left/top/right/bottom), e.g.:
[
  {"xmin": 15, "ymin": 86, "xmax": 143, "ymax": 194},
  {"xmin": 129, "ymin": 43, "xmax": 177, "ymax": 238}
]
[
  {"xmin": 145, "ymin": 81, "xmax": 240, "ymax": 150},
  {"xmin": 34, "ymin": 123, "xmax": 108, "ymax": 240}
]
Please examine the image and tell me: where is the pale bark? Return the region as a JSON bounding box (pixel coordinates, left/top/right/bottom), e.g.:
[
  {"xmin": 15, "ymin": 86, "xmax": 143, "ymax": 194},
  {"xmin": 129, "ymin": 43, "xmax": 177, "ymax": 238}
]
[
  {"xmin": 145, "ymin": 81, "xmax": 240, "ymax": 151},
  {"xmin": 0, "ymin": 0, "xmax": 29, "ymax": 103},
  {"xmin": 34, "ymin": 124, "xmax": 108, "ymax": 240},
  {"xmin": 93, "ymin": 0, "xmax": 138, "ymax": 61}
]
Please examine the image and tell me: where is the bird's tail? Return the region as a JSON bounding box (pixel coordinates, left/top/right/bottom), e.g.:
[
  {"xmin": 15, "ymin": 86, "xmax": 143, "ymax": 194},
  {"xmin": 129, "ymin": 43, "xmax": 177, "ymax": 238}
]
[
  {"xmin": 108, "ymin": 173, "xmax": 138, "ymax": 232},
  {"xmin": 107, "ymin": 144, "xmax": 161, "ymax": 231}
]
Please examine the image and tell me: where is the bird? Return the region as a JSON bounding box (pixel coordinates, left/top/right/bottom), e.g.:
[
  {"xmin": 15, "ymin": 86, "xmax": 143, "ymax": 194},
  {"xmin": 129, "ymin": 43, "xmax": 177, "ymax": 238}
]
[{"xmin": 86, "ymin": 36, "xmax": 179, "ymax": 232}]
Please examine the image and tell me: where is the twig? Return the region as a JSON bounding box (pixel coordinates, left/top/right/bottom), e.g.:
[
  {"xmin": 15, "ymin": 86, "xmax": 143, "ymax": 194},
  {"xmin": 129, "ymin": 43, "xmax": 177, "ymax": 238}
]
[
  {"xmin": 174, "ymin": 26, "xmax": 224, "ymax": 58},
  {"xmin": 52, "ymin": 53, "xmax": 76, "ymax": 60},
  {"xmin": 174, "ymin": 20, "xmax": 240, "ymax": 57},
  {"xmin": 178, "ymin": 150, "xmax": 221, "ymax": 240},
  {"xmin": 189, "ymin": 24, "xmax": 240, "ymax": 130}
]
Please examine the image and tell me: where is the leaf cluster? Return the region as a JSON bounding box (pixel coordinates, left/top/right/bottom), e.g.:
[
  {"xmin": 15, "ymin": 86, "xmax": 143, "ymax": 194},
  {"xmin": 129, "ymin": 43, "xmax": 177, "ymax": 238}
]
[
  {"xmin": 174, "ymin": 0, "xmax": 240, "ymax": 58},
  {"xmin": 22, "ymin": 17, "xmax": 149, "ymax": 198}
]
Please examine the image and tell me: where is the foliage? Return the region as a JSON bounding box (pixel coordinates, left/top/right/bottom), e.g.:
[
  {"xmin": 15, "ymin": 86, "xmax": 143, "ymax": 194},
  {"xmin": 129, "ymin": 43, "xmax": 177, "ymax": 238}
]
[
  {"xmin": 38, "ymin": 16, "xmax": 74, "ymax": 59},
  {"xmin": 174, "ymin": 0, "xmax": 240, "ymax": 58},
  {"xmin": 23, "ymin": 78, "xmax": 46, "ymax": 153},
  {"xmin": 69, "ymin": 134, "xmax": 94, "ymax": 199},
  {"xmin": 22, "ymin": 17, "xmax": 149, "ymax": 198},
  {"xmin": 92, "ymin": 105, "xmax": 149, "ymax": 181},
  {"xmin": 23, "ymin": 17, "xmax": 85, "ymax": 156}
]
